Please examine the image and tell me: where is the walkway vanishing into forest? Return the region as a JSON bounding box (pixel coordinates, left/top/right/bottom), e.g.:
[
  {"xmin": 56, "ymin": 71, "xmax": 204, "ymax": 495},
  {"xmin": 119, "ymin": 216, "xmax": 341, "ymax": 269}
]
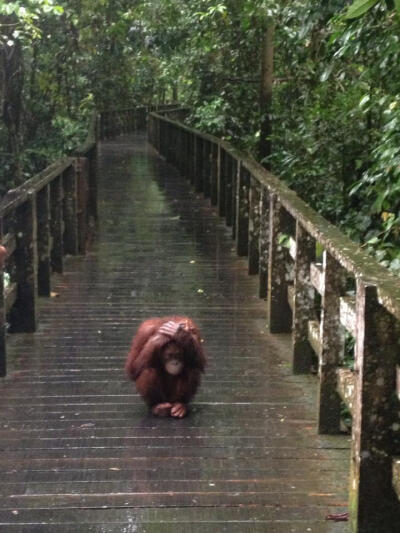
[{"xmin": 0, "ymin": 133, "xmax": 349, "ymax": 532}]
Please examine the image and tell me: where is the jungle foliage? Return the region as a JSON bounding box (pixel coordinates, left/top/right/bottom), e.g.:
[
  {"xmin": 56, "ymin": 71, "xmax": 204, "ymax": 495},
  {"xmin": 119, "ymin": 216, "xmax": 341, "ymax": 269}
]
[{"xmin": 1, "ymin": 0, "xmax": 400, "ymax": 272}]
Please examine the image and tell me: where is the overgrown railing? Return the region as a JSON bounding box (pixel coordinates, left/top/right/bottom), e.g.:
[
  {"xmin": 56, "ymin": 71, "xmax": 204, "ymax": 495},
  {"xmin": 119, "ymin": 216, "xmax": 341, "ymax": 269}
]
[
  {"xmin": 148, "ymin": 110, "xmax": 400, "ymax": 532},
  {"xmin": 0, "ymin": 114, "xmax": 98, "ymax": 377}
]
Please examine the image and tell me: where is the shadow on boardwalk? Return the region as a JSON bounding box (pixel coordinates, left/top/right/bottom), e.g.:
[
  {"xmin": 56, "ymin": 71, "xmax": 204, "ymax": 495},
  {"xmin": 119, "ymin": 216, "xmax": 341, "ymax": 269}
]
[{"xmin": 0, "ymin": 133, "xmax": 350, "ymax": 532}]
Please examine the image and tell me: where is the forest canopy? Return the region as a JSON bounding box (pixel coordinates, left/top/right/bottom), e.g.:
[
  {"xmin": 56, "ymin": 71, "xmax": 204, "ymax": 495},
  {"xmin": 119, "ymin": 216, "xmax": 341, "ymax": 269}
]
[{"xmin": 1, "ymin": 0, "xmax": 400, "ymax": 272}]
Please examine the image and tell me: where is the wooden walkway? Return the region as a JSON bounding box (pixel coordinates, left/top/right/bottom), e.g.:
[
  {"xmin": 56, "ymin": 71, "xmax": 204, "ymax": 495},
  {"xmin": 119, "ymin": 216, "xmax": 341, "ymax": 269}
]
[{"xmin": 0, "ymin": 133, "xmax": 350, "ymax": 532}]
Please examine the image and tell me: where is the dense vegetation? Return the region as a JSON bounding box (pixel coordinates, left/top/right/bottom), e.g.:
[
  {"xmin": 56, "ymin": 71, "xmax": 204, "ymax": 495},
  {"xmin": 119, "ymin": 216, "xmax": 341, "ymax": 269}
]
[{"xmin": 1, "ymin": 0, "xmax": 400, "ymax": 272}]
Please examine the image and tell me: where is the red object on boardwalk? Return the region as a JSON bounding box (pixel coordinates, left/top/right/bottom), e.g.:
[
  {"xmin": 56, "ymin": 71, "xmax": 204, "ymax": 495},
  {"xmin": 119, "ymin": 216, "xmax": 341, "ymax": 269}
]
[
  {"xmin": 325, "ymin": 512, "xmax": 349, "ymax": 522},
  {"xmin": 125, "ymin": 317, "xmax": 206, "ymax": 418}
]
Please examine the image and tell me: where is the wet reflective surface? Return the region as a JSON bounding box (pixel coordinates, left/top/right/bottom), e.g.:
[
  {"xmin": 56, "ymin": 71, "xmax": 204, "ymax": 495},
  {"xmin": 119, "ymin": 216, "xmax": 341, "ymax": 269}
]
[{"xmin": 0, "ymin": 134, "xmax": 349, "ymax": 532}]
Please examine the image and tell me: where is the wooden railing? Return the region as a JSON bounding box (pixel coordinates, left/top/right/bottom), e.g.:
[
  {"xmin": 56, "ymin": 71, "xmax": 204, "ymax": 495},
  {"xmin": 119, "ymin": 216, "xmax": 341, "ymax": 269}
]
[
  {"xmin": 0, "ymin": 113, "xmax": 98, "ymax": 377},
  {"xmin": 148, "ymin": 110, "xmax": 400, "ymax": 532},
  {"xmin": 99, "ymin": 104, "xmax": 190, "ymax": 139}
]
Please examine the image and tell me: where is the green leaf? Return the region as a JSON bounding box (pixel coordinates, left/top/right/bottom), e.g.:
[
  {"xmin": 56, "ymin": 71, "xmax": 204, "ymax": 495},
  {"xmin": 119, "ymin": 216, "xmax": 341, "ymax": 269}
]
[
  {"xmin": 395, "ymin": 0, "xmax": 400, "ymax": 13},
  {"xmin": 344, "ymin": 0, "xmax": 380, "ymax": 19},
  {"xmin": 359, "ymin": 94, "xmax": 371, "ymax": 107}
]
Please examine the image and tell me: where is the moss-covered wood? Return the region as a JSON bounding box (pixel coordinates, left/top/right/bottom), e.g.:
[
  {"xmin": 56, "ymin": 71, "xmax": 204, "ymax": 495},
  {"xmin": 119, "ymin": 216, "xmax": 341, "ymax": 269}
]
[
  {"xmin": 149, "ymin": 110, "xmax": 400, "ymax": 530},
  {"xmin": 235, "ymin": 164, "xmax": 250, "ymax": 257},
  {"xmin": 292, "ymin": 222, "xmax": 315, "ymax": 374},
  {"xmin": 349, "ymin": 282, "xmax": 400, "ymax": 532},
  {"xmin": 337, "ymin": 368, "xmax": 355, "ymax": 415},
  {"xmin": 258, "ymin": 189, "xmax": 270, "ymax": 299},
  {"xmin": 267, "ymin": 195, "xmax": 293, "ymax": 333},
  {"xmin": 248, "ymin": 178, "xmax": 261, "ymax": 275},
  {"xmin": 149, "ymin": 111, "xmax": 400, "ymax": 325},
  {"xmin": 317, "ymin": 252, "xmax": 346, "ymax": 435}
]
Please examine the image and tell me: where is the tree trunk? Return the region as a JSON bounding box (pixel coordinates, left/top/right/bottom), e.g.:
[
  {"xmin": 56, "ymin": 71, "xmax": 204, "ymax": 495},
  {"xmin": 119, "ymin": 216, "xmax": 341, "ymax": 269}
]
[
  {"xmin": 259, "ymin": 21, "xmax": 274, "ymax": 169},
  {"xmin": 0, "ymin": 16, "xmax": 24, "ymax": 184},
  {"xmin": 172, "ymin": 82, "xmax": 178, "ymax": 102}
]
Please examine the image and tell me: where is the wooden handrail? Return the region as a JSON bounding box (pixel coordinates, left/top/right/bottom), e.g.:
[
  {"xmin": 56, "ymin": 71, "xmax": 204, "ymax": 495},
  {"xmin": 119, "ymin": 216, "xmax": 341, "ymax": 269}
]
[
  {"xmin": 0, "ymin": 112, "xmax": 99, "ymax": 378},
  {"xmin": 98, "ymin": 104, "xmax": 189, "ymax": 140},
  {"xmin": 147, "ymin": 109, "xmax": 400, "ymax": 532}
]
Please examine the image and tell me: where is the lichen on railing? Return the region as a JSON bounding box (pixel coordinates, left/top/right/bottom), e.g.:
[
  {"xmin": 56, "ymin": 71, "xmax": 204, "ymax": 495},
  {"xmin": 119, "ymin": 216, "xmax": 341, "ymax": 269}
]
[{"xmin": 147, "ymin": 109, "xmax": 400, "ymax": 533}]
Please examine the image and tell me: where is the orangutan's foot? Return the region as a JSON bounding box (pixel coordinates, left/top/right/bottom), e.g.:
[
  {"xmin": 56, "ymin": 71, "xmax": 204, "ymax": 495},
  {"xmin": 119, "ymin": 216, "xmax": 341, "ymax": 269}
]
[
  {"xmin": 152, "ymin": 403, "xmax": 172, "ymax": 417},
  {"xmin": 171, "ymin": 402, "xmax": 187, "ymax": 418}
]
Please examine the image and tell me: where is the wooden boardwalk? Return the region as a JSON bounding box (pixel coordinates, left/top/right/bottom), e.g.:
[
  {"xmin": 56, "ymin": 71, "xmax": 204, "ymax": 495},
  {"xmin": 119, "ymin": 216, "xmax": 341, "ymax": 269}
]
[{"xmin": 0, "ymin": 133, "xmax": 350, "ymax": 532}]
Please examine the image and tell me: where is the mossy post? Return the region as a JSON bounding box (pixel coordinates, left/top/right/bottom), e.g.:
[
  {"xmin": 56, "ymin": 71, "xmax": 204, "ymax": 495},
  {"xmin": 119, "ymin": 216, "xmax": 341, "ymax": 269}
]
[
  {"xmin": 248, "ymin": 178, "xmax": 261, "ymax": 276},
  {"xmin": 235, "ymin": 163, "xmax": 250, "ymax": 257},
  {"xmin": 259, "ymin": 189, "xmax": 270, "ymax": 299},
  {"xmin": 349, "ymin": 281, "xmax": 400, "ymax": 532},
  {"xmin": 317, "ymin": 252, "xmax": 346, "ymax": 434},
  {"xmin": 292, "ymin": 222, "xmax": 315, "ymax": 373},
  {"xmin": 267, "ymin": 194, "xmax": 293, "ymax": 333}
]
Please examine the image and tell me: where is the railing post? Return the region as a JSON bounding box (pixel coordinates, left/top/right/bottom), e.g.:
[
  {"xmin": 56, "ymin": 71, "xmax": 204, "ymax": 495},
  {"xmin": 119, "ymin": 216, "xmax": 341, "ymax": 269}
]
[
  {"xmin": 183, "ymin": 131, "xmax": 189, "ymax": 179},
  {"xmin": 231, "ymin": 158, "xmax": 238, "ymax": 239},
  {"xmin": 235, "ymin": 163, "xmax": 250, "ymax": 256},
  {"xmin": 225, "ymin": 154, "xmax": 234, "ymax": 226},
  {"xmin": 292, "ymin": 222, "xmax": 316, "ymax": 373},
  {"xmin": 218, "ymin": 149, "xmax": 226, "ymax": 217},
  {"xmin": 248, "ymin": 178, "xmax": 261, "ymax": 275},
  {"xmin": 177, "ymin": 128, "xmax": 183, "ymax": 175},
  {"xmin": 63, "ymin": 165, "xmax": 79, "ymax": 255},
  {"xmin": 210, "ymin": 143, "xmax": 219, "ymax": 206},
  {"xmin": 37, "ymin": 185, "xmax": 51, "ymax": 296},
  {"xmin": 12, "ymin": 194, "xmax": 38, "ymax": 333},
  {"xmin": 50, "ymin": 175, "xmax": 64, "ymax": 273},
  {"xmin": 259, "ymin": 188, "xmax": 270, "ymax": 299},
  {"xmin": 203, "ymin": 140, "xmax": 211, "ymax": 198},
  {"xmin": 349, "ymin": 281, "xmax": 400, "ymax": 532},
  {"xmin": 194, "ymin": 137, "xmax": 203, "ymax": 192},
  {"xmin": 88, "ymin": 147, "xmax": 98, "ymax": 223},
  {"xmin": 317, "ymin": 251, "xmax": 346, "ymax": 434},
  {"xmin": 268, "ymin": 194, "xmax": 293, "ymax": 333},
  {"xmin": 190, "ymin": 133, "xmax": 196, "ymax": 187},
  {"xmin": 76, "ymin": 157, "xmax": 90, "ymax": 254},
  {"xmin": 0, "ymin": 219, "xmax": 6, "ymax": 376}
]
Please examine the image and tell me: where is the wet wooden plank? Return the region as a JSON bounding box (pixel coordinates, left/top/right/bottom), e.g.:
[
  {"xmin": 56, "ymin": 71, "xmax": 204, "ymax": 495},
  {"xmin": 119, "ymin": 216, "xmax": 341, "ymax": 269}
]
[
  {"xmin": 0, "ymin": 507, "xmax": 351, "ymax": 525},
  {"xmin": 0, "ymin": 133, "xmax": 350, "ymax": 531}
]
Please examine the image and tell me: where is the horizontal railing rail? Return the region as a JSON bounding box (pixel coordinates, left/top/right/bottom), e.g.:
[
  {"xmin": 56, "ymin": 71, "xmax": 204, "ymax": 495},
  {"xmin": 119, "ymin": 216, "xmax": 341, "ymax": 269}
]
[
  {"xmin": 0, "ymin": 113, "xmax": 99, "ymax": 377},
  {"xmin": 147, "ymin": 110, "xmax": 400, "ymax": 532}
]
